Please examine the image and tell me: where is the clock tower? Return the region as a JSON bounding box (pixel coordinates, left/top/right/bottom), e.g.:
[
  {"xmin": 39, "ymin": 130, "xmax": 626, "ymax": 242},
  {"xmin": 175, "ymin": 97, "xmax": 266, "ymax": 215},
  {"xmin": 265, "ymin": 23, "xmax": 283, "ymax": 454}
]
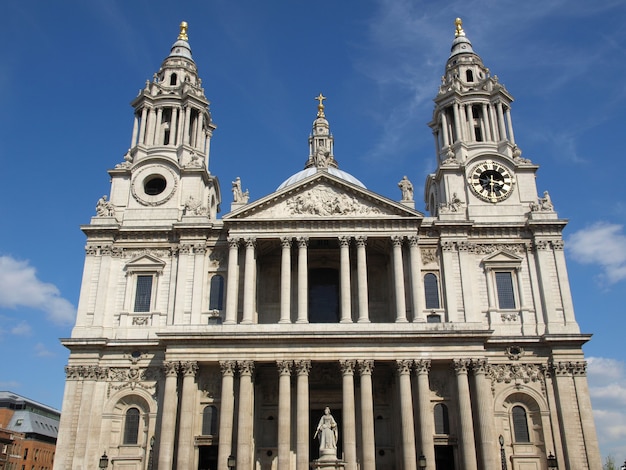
[{"xmin": 425, "ymin": 18, "xmax": 544, "ymax": 222}]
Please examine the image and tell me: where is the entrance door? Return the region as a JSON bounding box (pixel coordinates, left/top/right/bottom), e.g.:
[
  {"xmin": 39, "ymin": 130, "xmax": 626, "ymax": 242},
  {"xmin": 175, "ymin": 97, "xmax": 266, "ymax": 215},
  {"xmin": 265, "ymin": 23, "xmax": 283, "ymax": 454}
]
[
  {"xmin": 435, "ymin": 445, "xmax": 455, "ymax": 470},
  {"xmin": 198, "ymin": 445, "xmax": 218, "ymax": 470}
]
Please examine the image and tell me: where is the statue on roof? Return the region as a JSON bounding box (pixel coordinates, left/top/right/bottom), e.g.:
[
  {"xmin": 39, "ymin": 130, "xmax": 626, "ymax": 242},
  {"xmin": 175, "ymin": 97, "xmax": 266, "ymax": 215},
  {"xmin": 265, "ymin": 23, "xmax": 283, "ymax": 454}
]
[{"xmin": 398, "ymin": 176, "xmax": 414, "ymax": 201}]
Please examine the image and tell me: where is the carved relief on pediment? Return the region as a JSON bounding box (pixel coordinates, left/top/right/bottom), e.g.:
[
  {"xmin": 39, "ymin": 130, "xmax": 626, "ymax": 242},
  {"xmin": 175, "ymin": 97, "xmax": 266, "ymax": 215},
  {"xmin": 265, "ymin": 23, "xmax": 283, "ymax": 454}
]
[{"xmin": 256, "ymin": 185, "xmax": 385, "ymax": 218}]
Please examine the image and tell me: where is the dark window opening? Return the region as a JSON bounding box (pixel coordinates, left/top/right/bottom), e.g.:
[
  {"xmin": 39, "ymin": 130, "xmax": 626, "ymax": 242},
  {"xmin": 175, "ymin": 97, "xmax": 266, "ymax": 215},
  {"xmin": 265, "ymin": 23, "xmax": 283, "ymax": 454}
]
[
  {"xmin": 144, "ymin": 176, "xmax": 167, "ymax": 195},
  {"xmin": 495, "ymin": 272, "xmax": 515, "ymax": 309},
  {"xmin": 424, "ymin": 273, "xmax": 440, "ymax": 309},
  {"xmin": 170, "ymin": 73, "xmax": 177, "ymax": 86},
  {"xmin": 434, "ymin": 403, "xmax": 450, "ymax": 434},
  {"xmin": 309, "ymin": 268, "xmax": 339, "ymax": 323},
  {"xmin": 512, "ymin": 406, "xmax": 530, "ymax": 442},
  {"xmin": 123, "ymin": 407, "xmax": 140, "ymax": 445},
  {"xmin": 466, "ymin": 69, "xmax": 474, "ymax": 82},
  {"xmin": 209, "ymin": 275, "xmax": 224, "ymax": 310},
  {"xmin": 134, "ymin": 275, "xmax": 153, "ymax": 312},
  {"xmin": 202, "ymin": 405, "xmax": 218, "ymax": 436}
]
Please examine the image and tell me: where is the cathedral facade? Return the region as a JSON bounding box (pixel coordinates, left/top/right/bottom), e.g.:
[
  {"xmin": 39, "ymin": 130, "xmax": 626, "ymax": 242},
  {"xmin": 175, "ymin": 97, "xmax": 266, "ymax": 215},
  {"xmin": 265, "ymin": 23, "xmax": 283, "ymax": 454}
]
[{"xmin": 54, "ymin": 20, "xmax": 601, "ymax": 470}]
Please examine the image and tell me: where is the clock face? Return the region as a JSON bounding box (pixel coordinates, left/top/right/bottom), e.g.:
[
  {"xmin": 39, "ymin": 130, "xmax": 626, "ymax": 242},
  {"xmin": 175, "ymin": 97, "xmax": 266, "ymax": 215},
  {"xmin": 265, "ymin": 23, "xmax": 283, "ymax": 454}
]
[{"xmin": 469, "ymin": 160, "xmax": 514, "ymax": 203}]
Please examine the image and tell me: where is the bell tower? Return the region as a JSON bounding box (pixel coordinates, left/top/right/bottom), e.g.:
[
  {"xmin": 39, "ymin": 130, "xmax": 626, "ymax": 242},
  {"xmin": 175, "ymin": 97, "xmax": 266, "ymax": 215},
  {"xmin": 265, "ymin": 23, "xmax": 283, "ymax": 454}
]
[
  {"xmin": 103, "ymin": 21, "xmax": 220, "ymax": 226},
  {"xmin": 425, "ymin": 18, "xmax": 544, "ymax": 222}
]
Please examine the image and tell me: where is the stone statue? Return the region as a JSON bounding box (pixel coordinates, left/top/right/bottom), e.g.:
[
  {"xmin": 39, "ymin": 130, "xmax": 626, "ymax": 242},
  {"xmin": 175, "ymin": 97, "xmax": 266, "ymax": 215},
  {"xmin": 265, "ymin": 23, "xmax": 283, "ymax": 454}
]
[
  {"xmin": 314, "ymin": 407, "xmax": 338, "ymax": 458},
  {"xmin": 398, "ymin": 176, "xmax": 414, "ymax": 201},
  {"xmin": 540, "ymin": 191, "xmax": 554, "ymax": 211},
  {"xmin": 96, "ymin": 195, "xmax": 114, "ymax": 217},
  {"xmin": 232, "ymin": 177, "xmax": 249, "ymax": 203},
  {"xmin": 314, "ymin": 144, "xmax": 330, "ymax": 168}
]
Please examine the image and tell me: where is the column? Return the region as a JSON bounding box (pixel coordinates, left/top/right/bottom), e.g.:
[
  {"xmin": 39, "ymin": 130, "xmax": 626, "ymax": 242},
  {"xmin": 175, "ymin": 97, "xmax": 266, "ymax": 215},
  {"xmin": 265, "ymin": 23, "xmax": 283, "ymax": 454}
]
[
  {"xmin": 553, "ymin": 241, "xmax": 577, "ymax": 326},
  {"xmin": 441, "ymin": 241, "xmax": 458, "ymax": 322},
  {"xmin": 505, "ymin": 107, "xmax": 515, "ymax": 144},
  {"xmin": 453, "ymin": 102, "xmax": 463, "ymax": 142},
  {"xmin": 177, "ymin": 361, "xmax": 199, "ymax": 469},
  {"xmin": 356, "ymin": 236, "xmax": 370, "ymax": 323},
  {"xmin": 236, "ymin": 361, "xmax": 255, "ymax": 470},
  {"xmin": 146, "ymin": 107, "xmax": 156, "ymax": 146},
  {"xmin": 154, "ymin": 108, "xmax": 163, "ymax": 145},
  {"xmin": 391, "ymin": 236, "xmax": 408, "ymax": 322},
  {"xmin": 489, "ymin": 104, "xmax": 500, "ymax": 141},
  {"xmin": 441, "ymin": 111, "xmax": 450, "ymax": 147},
  {"xmin": 72, "ymin": 370, "xmax": 95, "ymax": 466},
  {"xmin": 358, "ymin": 360, "xmax": 376, "ymax": 470},
  {"xmin": 217, "ymin": 361, "xmax": 236, "ymax": 470},
  {"xmin": 408, "ymin": 237, "xmax": 425, "ymax": 322},
  {"xmin": 177, "ymin": 106, "xmax": 185, "ymax": 146},
  {"xmin": 190, "ymin": 246, "xmax": 206, "ymax": 325},
  {"xmin": 183, "ymin": 106, "xmax": 192, "ymax": 144},
  {"xmin": 280, "ymin": 237, "xmax": 292, "ymax": 323},
  {"xmin": 158, "ymin": 362, "xmax": 179, "ymax": 469},
  {"xmin": 54, "ymin": 368, "xmax": 80, "ymax": 468},
  {"xmin": 497, "ymin": 102, "xmax": 507, "ymax": 141},
  {"xmin": 296, "ymin": 237, "xmax": 309, "ymax": 323},
  {"xmin": 242, "ymin": 237, "xmax": 256, "ymax": 324},
  {"xmin": 415, "ymin": 359, "xmax": 435, "ymax": 467},
  {"xmin": 465, "ymin": 104, "xmax": 474, "ymax": 142},
  {"xmin": 453, "ymin": 360, "xmax": 478, "ymax": 470},
  {"xmin": 224, "ymin": 237, "xmax": 239, "ymax": 324},
  {"xmin": 471, "ymin": 359, "xmax": 498, "ymax": 469},
  {"xmin": 195, "ymin": 112, "xmax": 204, "ymax": 149},
  {"xmin": 534, "ymin": 240, "xmax": 559, "ymax": 330},
  {"xmin": 169, "ymin": 106, "xmax": 178, "ymax": 145},
  {"xmin": 458, "ymin": 242, "xmax": 477, "ymax": 322},
  {"xmin": 295, "ymin": 360, "xmax": 311, "ymax": 470},
  {"xmin": 339, "ymin": 236, "xmax": 352, "ymax": 323},
  {"xmin": 396, "ymin": 360, "xmax": 417, "ymax": 470},
  {"xmin": 481, "ymin": 104, "xmax": 492, "ymax": 141},
  {"xmin": 572, "ymin": 363, "xmax": 602, "ymax": 469},
  {"xmin": 277, "ymin": 361, "xmax": 293, "ymax": 470},
  {"xmin": 131, "ymin": 113, "xmax": 139, "ymax": 147},
  {"xmin": 340, "ymin": 360, "xmax": 357, "ymax": 470},
  {"xmin": 138, "ymin": 106, "xmax": 148, "ymax": 145}
]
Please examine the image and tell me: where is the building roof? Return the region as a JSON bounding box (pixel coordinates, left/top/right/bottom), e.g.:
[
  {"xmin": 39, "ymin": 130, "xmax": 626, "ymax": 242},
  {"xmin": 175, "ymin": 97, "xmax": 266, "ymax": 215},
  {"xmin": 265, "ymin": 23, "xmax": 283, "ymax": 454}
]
[{"xmin": 6, "ymin": 410, "xmax": 59, "ymax": 439}]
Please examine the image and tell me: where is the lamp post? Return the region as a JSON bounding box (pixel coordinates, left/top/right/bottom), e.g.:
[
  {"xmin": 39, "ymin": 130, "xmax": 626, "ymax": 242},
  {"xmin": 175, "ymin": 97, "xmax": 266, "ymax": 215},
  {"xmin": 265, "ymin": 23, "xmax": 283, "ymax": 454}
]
[
  {"xmin": 418, "ymin": 453, "xmax": 427, "ymax": 470},
  {"xmin": 227, "ymin": 454, "xmax": 236, "ymax": 469},
  {"xmin": 547, "ymin": 452, "xmax": 558, "ymax": 470},
  {"xmin": 148, "ymin": 435, "xmax": 155, "ymax": 470},
  {"xmin": 499, "ymin": 435, "xmax": 507, "ymax": 470},
  {"xmin": 98, "ymin": 451, "xmax": 109, "ymax": 469}
]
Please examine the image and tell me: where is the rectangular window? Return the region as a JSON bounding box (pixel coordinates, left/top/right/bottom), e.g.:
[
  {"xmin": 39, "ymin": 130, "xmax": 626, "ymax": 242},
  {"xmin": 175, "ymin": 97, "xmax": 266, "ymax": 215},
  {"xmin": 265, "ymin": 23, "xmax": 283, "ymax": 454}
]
[
  {"xmin": 495, "ymin": 272, "xmax": 515, "ymax": 309},
  {"xmin": 134, "ymin": 275, "xmax": 153, "ymax": 312}
]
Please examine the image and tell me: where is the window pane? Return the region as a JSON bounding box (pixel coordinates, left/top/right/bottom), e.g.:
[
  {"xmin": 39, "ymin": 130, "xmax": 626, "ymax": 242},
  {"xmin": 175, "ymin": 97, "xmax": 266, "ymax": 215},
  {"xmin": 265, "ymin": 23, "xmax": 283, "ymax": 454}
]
[
  {"xmin": 202, "ymin": 405, "xmax": 218, "ymax": 435},
  {"xmin": 209, "ymin": 275, "xmax": 225, "ymax": 310},
  {"xmin": 134, "ymin": 275, "xmax": 153, "ymax": 312},
  {"xmin": 495, "ymin": 272, "xmax": 515, "ymax": 309},
  {"xmin": 434, "ymin": 403, "xmax": 449, "ymax": 434},
  {"xmin": 123, "ymin": 408, "xmax": 140, "ymax": 445},
  {"xmin": 512, "ymin": 406, "xmax": 530, "ymax": 442},
  {"xmin": 424, "ymin": 274, "xmax": 440, "ymax": 309}
]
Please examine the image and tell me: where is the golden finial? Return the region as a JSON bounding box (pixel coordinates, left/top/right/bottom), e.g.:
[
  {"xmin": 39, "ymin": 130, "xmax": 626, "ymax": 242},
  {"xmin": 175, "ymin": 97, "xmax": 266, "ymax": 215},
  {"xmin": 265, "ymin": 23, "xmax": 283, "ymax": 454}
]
[
  {"xmin": 455, "ymin": 18, "xmax": 465, "ymax": 37},
  {"xmin": 178, "ymin": 21, "xmax": 189, "ymax": 41},
  {"xmin": 315, "ymin": 93, "xmax": 326, "ymax": 117}
]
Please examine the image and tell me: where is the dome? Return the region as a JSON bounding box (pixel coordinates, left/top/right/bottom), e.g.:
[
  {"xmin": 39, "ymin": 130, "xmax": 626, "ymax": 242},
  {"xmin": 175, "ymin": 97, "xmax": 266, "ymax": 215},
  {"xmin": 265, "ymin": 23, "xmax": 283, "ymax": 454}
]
[{"xmin": 277, "ymin": 167, "xmax": 366, "ymax": 191}]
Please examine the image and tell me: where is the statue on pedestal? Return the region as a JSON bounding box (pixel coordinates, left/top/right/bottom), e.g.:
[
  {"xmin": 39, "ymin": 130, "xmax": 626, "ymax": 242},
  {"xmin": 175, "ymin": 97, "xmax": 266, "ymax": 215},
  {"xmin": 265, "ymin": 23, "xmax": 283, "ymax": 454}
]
[{"xmin": 314, "ymin": 407, "xmax": 338, "ymax": 459}]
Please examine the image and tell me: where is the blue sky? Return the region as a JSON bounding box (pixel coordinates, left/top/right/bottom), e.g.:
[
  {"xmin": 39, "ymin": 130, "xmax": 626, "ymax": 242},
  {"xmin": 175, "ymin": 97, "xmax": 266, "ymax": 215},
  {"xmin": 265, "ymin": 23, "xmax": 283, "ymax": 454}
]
[{"xmin": 1, "ymin": 0, "xmax": 625, "ymax": 462}]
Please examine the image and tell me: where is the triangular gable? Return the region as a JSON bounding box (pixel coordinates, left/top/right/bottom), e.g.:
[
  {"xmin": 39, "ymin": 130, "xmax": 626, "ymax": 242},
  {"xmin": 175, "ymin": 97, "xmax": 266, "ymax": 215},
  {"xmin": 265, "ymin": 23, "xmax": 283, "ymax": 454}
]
[
  {"xmin": 124, "ymin": 254, "xmax": 166, "ymax": 273},
  {"xmin": 481, "ymin": 250, "xmax": 523, "ymax": 268},
  {"xmin": 224, "ymin": 171, "xmax": 423, "ymax": 220}
]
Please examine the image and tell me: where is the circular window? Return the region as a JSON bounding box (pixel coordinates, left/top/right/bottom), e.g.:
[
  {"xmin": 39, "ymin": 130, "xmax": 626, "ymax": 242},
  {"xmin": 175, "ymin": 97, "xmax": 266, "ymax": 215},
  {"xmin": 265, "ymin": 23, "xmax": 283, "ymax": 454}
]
[{"xmin": 144, "ymin": 175, "xmax": 167, "ymax": 195}]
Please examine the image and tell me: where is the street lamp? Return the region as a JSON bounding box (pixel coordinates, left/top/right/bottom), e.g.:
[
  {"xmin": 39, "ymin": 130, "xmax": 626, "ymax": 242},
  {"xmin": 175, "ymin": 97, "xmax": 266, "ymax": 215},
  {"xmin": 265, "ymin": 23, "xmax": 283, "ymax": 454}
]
[
  {"xmin": 547, "ymin": 452, "xmax": 558, "ymax": 470},
  {"xmin": 227, "ymin": 454, "xmax": 236, "ymax": 469},
  {"xmin": 418, "ymin": 453, "xmax": 427, "ymax": 470},
  {"xmin": 98, "ymin": 451, "xmax": 109, "ymax": 469},
  {"xmin": 499, "ymin": 435, "xmax": 507, "ymax": 470}
]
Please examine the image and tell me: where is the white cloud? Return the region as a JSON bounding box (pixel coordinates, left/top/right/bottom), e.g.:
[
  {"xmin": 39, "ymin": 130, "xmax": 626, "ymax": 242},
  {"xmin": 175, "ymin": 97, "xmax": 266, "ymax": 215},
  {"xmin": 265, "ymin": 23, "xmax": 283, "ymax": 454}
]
[
  {"xmin": 34, "ymin": 342, "xmax": 55, "ymax": 358},
  {"xmin": 0, "ymin": 255, "xmax": 76, "ymax": 325},
  {"xmin": 10, "ymin": 321, "xmax": 32, "ymax": 336},
  {"xmin": 566, "ymin": 223, "xmax": 626, "ymax": 284},
  {"xmin": 587, "ymin": 356, "xmax": 626, "ymax": 460},
  {"xmin": 0, "ymin": 380, "xmax": 21, "ymax": 390}
]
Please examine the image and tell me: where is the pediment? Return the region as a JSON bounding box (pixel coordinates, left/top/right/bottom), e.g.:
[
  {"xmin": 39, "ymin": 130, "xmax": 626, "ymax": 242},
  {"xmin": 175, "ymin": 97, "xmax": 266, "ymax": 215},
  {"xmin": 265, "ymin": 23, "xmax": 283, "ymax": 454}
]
[
  {"xmin": 481, "ymin": 250, "xmax": 523, "ymax": 267},
  {"xmin": 224, "ymin": 171, "xmax": 422, "ymax": 221},
  {"xmin": 124, "ymin": 254, "xmax": 166, "ymax": 273}
]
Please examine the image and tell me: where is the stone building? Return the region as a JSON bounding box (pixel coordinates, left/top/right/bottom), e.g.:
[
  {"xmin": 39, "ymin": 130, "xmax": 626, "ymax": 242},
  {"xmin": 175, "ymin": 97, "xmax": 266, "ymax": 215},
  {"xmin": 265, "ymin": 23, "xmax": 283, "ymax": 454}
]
[{"xmin": 54, "ymin": 19, "xmax": 601, "ymax": 470}]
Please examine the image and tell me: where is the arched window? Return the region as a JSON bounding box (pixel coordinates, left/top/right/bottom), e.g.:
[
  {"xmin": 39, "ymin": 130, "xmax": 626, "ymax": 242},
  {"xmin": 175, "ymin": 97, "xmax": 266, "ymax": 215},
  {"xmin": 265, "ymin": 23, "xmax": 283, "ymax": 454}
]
[
  {"xmin": 434, "ymin": 403, "xmax": 450, "ymax": 434},
  {"xmin": 170, "ymin": 73, "xmax": 177, "ymax": 86},
  {"xmin": 424, "ymin": 273, "xmax": 440, "ymax": 309},
  {"xmin": 209, "ymin": 275, "xmax": 225, "ymax": 310},
  {"xmin": 466, "ymin": 69, "xmax": 474, "ymax": 82},
  {"xmin": 202, "ymin": 405, "xmax": 218, "ymax": 436},
  {"xmin": 123, "ymin": 407, "xmax": 140, "ymax": 445},
  {"xmin": 512, "ymin": 406, "xmax": 530, "ymax": 442}
]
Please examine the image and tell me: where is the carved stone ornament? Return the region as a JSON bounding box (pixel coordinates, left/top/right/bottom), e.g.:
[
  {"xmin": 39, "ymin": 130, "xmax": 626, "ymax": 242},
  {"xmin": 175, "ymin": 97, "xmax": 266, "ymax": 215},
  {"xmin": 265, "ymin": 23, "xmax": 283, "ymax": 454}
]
[
  {"xmin": 489, "ymin": 363, "xmax": 545, "ymax": 391},
  {"xmin": 261, "ymin": 185, "xmax": 385, "ymax": 217},
  {"xmin": 109, "ymin": 366, "xmax": 160, "ymax": 393},
  {"xmin": 501, "ymin": 312, "xmax": 519, "ymax": 322},
  {"xmin": 421, "ymin": 248, "xmax": 439, "ymax": 266},
  {"xmin": 505, "ymin": 346, "xmax": 525, "ymax": 360}
]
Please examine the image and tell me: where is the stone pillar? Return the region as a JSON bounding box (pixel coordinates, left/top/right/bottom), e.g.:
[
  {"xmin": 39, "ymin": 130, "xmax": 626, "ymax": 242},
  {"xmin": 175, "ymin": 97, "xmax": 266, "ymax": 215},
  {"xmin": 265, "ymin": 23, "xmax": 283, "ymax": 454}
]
[
  {"xmin": 408, "ymin": 237, "xmax": 425, "ymax": 322},
  {"xmin": 441, "ymin": 111, "xmax": 450, "ymax": 147},
  {"xmin": 54, "ymin": 367, "xmax": 80, "ymax": 468},
  {"xmin": 534, "ymin": 240, "xmax": 559, "ymax": 330},
  {"xmin": 553, "ymin": 241, "xmax": 577, "ymax": 326},
  {"xmin": 396, "ymin": 360, "xmax": 417, "ymax": 470},
  {"xmin": 481, "ymin": 104, "xmax": 492, "ymax": 141},
  {"xmin": 391, "ymin": 236, "xmax": 408, "ymax": 322},
  {"xmin": 552, "ymin": 362, "xmax": 582, "ymax": 469},
  {"xmin": 154, "ymin": 108, "xmax": 163, "ymax": 145},
  {"xmin": 177, "ymin": 361, "xmax": 199, "ymax": 469},
  {"xmin": 169, "ymin": 106, "xmax": 178, "ymax": 145},
  {"xmin": 414, "ymin": 359, "xmax": 434, "ymax": 467},
  {"xmin": 242, "ymin": 237, "xmax": 256, "ymax": 324},
  {"xmin": 280, "ymin": 237, "xmax": 292, "ymax": 323},
  {"xmin": 440, "ymin": 240, "xmax": 458, "ymax": 321},
  {"xmin": 138, "ymin": 106, "xmax": 148, "ymax": 145},
  {"xmin": 505, "ymin": 107, "xmax": 515, "ymax": 144},
  {"xmin": 572, "ymin": 363, "xmax": 602, "ymax": 469},
  {"xmin": 339, "ymin": 236, "xmax": 352, "ymax": 323},
  {"xmin": 340, "ymin": 360, "xmax": 357, "ymax": 470},
  {"xmin": 453, "ymin": 360, "xmax": 478, "ymax": 470},
  {"xmin": 358, "ymin": 360, "xmax": 376, "ymax": 470},
  {"xmin": 296, "ymin": 237, "xmax": 309, "ymax": 323},
  {"xmin": 471, "ymin": 359, "xmax": 498, "ymax": 469},
  {"xmin": 183, "ymin": 106, "xmax": 192, "ymax": 145},
  {"xmin": 497, "ymin": 102, "xmax": 507, "ymax": 141},
  {"xmin": 465, "ymin": 104, "xmax": 474, "ymax": 143},
  {"xmin": 217, "ymin": 361, "xmax": 236, "ymax": 470},
  {"xmin": 277, "ymin": 361, "xmax": 293, "ymax": 470},
  {"xmin": 236, "ymin": 361, "xmax": 255, "ymax": 470},
  {"xmin": 131, "ymin": 113, "xmax": 139, "ymax": 147},
  {"xmin": 146, "ymin": 107, "xmax": 156, "ymax": 146},
  {"xmin": 295, "ymin": 360, "xmax": 311, "ymax": 470},
  {"xmin": 453, "ymin": 102, "xmax": 463, "ymax": 142},
  {"xmin": 224, "ymin": 237, "xmax": 239, "ymax": 324},
  {"xmin": 158, "ymin": 361, "xmax": 179, "ymax": 469},
  {"xmin": 356, "ymin": 236, "xmax": 370, "ymax": 323}
]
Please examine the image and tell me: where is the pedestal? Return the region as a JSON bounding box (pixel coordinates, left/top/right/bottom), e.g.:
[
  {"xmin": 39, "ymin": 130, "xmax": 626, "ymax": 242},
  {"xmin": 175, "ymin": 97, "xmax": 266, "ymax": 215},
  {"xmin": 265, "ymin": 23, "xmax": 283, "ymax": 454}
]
[{"xmin": 310, "ymin": 458, "xmax": 346, "ymax": 470}]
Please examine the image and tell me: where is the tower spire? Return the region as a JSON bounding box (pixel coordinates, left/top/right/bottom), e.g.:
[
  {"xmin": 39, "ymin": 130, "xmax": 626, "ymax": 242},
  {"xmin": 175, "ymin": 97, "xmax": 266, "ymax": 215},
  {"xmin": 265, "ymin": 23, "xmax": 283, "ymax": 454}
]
[{"xmin": 306, "ymin": 93, "xmax": 337, "ymax": 170}]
